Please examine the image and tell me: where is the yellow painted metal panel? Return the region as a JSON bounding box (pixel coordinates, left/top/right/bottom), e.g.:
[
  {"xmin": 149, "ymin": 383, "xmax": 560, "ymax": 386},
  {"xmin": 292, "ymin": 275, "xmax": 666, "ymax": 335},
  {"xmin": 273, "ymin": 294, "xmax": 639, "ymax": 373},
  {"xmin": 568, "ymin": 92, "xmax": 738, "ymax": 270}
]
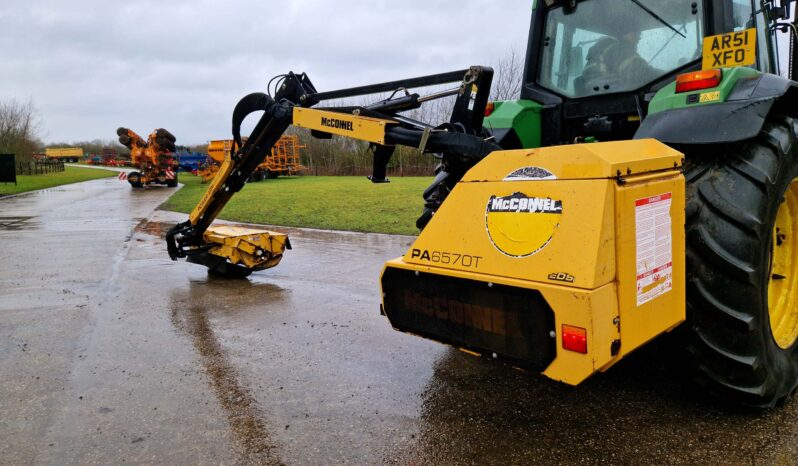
[
  {"xmin": 461, "ymin": 139, "xmax": 682, "ymax": 182},
  {"xmin": 381, "ymin": 259, "xmax": 620, "ymax": 385},
  {"xmin": 404, "ymin": 178, "xmax": 616, "ymax": 289},
  {"xmin": 292, "ymin": 108, "xmax": 395, "ymax": 145},
  {"xmin": 613, "ymin": 172, "xmax": 686, "ymax": 358},
  {"xmin": 540, "ymin": 281, "xmax": 619, "ymax": 384},
  {"xmin": 382, "ymin": 141, "xmax": 687, "ymax": 385},
  {"xmin": 189, "ymin": 152, "xmax": 235, "ymax": 225},
  {"xmin": 204, "ymin": 225, "xmax": 288, "ymax": 270}
]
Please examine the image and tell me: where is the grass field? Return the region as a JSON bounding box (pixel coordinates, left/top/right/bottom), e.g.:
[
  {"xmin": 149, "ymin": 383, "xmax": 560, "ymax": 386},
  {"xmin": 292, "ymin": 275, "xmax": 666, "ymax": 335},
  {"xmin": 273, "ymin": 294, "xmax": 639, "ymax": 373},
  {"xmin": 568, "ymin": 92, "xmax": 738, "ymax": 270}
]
[
  {"xmin": 0, "ymin": 166, "xmax": 117, "ymax": 196},
  {"xmin": 161, "ymin": 175, "xmax": 434, "ymax": 235}
]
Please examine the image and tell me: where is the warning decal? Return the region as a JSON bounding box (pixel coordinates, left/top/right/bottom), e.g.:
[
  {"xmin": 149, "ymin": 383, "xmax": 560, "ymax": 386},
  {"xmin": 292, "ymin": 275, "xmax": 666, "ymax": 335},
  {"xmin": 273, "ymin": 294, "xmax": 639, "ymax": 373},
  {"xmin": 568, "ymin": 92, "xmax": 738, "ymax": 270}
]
[{"xmin": 635, "ymin": 193, "xmax": 673, "ymax": 306}]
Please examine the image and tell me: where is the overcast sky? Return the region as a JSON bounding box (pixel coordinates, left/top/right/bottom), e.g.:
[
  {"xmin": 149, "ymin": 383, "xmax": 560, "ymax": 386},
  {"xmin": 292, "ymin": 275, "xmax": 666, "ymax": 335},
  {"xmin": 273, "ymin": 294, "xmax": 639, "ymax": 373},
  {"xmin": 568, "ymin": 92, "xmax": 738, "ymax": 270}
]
[{"xmin": 0, "ymin": 0, "xmax": 533, "ymax": 145}]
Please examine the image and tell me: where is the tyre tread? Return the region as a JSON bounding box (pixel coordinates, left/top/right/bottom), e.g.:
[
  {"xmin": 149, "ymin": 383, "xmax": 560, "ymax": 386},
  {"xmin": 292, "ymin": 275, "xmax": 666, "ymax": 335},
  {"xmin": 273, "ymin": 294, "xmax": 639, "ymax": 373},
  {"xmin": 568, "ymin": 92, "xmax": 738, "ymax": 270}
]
[{"xmin": 684, "ymin": 115, "xmax": 798, "ymax": 408}]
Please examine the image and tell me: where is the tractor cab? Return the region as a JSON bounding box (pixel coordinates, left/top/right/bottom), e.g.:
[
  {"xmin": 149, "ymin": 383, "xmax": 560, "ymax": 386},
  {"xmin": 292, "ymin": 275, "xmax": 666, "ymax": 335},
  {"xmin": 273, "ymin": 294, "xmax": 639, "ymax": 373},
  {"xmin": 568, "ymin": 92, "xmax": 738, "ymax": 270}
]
[{"xmin": 486, "ymin": 0, "xmax": 789, "ymax": 147}]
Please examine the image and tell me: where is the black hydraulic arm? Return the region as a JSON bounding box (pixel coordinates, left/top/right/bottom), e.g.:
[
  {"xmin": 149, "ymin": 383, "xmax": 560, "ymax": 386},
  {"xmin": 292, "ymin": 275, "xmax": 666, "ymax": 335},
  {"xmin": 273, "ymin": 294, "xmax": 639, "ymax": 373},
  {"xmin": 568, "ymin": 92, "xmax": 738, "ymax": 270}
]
[
  {"xmin": 166, "ymin": 73, "xmax": 316, "ymax": 259},
  {"xmin": 166, "ymin": 66, "xmax": 500, "ymax": 260}
]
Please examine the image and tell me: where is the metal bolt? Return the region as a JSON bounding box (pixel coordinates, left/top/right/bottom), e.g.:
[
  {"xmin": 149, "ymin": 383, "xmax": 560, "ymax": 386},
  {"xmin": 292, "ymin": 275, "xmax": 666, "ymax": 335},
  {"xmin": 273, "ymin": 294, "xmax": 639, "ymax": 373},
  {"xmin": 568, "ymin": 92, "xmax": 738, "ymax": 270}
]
[
  {"xmin": 487, "ymin": 282, "xmax": 493, "ymax": 288},
  {"xmin": 415, "ymin": 271, "xmax": 420, "ymax": 277},
  {"xmin": 549, "ymin": 331, "xmax": 556, "ymax": 338},
  {"xmin": 492, "ymin": 353, "xmax": 498, "ymax": 359}
]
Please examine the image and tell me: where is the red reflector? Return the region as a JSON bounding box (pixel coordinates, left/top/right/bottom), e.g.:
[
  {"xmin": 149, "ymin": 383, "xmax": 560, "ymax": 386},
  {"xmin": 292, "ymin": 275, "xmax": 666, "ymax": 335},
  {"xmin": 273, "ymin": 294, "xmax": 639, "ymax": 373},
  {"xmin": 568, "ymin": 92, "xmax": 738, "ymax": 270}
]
[
  {"xmin": 562, "ymin": 324, "xmax": 587, "ymax": 354},
  {"xmin": 675, "ymin": 69, "xmax": 722, "ymax": 93},
  {"xmin": 484, "ymin": 101, "xmax": 495, "ymax": 117}
]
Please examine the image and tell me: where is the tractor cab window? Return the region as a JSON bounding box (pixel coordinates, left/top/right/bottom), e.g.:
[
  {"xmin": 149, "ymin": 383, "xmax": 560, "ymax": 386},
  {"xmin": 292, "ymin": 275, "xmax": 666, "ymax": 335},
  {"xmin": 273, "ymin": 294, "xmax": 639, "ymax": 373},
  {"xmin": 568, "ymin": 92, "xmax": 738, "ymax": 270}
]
[
  {"xmin": 731, "ymin": 0, "xmax": 754, "ymax": 31},
  {"xmin": 731, "ymin": 0, "xmax": 775, "ymax": 74},
  {"xmin": 538, "ymin": 0, "xmax": 704, "ymax": 98}
]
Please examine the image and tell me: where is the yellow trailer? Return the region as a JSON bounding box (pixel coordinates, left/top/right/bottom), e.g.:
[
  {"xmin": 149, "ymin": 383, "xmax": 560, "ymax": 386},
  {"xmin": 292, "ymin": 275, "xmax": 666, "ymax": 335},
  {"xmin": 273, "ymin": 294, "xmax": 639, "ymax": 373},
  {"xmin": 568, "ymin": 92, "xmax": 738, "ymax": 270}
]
[
  {"xmin": 45, "ymin": 147, "xmax": 83, "ymax": 163},
  {"xmin": 202, "ymin": 136, "xmax": 305, "ymax": 182}
]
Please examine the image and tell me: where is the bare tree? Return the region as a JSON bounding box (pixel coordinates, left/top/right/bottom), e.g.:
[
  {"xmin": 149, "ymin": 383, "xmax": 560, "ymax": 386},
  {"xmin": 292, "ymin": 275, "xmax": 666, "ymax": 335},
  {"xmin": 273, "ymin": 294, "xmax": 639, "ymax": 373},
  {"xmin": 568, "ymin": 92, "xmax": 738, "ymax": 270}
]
[
  {"xmin": 491, "ymin": 47, "xmax": 524, "ymax": 101},
  {"xmin": 0, "ymin": 98, "xmax": 40, "ymax": 164},
  {"xmin": 289, "ymin": 49, "xmax": 526, "ymax": 176}
]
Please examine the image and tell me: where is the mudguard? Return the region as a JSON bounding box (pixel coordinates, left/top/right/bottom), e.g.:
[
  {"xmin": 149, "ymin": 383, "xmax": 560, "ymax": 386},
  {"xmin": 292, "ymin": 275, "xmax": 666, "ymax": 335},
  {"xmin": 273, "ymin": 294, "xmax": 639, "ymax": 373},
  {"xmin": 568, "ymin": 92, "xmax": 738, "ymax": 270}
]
[{"xmin": 636, "ymin": 73, "xmax": 798, "ymax": 144}]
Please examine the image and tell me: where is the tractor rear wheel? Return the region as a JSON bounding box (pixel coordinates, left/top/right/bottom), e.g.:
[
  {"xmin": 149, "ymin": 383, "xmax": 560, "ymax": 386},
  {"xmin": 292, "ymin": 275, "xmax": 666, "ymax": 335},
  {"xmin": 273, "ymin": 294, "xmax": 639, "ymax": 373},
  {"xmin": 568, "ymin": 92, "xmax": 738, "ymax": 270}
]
[{"xmin": 683, "ymin": 115, "xmax": 798, "ymax": 408}]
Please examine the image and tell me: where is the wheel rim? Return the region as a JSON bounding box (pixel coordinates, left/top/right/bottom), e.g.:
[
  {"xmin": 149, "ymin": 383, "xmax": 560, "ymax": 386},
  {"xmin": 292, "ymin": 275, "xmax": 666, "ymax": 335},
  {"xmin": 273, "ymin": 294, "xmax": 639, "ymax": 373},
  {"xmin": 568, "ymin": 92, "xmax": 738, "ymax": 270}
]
[{"xmin": 768, "ymin": 180, "xmax": 798, "ymax": 349}]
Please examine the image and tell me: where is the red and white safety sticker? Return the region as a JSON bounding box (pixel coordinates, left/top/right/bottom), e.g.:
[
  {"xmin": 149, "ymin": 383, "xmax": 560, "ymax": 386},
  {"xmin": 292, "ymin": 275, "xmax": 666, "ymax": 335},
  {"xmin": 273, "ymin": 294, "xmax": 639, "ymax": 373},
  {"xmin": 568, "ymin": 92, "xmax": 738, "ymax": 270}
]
[
  {"xmin": 118, "ymin": 171, "xmax": 127, "ymax": 181},
  {"xmin": 165, "ymin": 169, "xmax": 175, "ymax": 180},
  {"xmin": 635, "ymin": 193, "xmax": 673, "ymax": 306}
]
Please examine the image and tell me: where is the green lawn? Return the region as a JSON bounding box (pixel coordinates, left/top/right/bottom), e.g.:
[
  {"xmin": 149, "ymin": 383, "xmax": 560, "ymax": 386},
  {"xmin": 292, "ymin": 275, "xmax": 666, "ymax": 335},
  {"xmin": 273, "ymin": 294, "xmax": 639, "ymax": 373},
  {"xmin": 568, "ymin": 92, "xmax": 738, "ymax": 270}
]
[
  {"xmin": 161, "ymin": 175, "xmax": 434, "ymax": 235},
  {"xmin": 0, "ymin": 166, "xmax": 117, "ymax": 196}
]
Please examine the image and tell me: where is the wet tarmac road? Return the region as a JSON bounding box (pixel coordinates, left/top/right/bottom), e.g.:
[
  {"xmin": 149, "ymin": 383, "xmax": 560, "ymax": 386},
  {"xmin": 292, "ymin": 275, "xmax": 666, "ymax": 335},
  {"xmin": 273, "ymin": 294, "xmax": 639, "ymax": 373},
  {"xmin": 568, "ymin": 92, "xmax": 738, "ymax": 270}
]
[{"xmin": 2, "ymin": 178, "xmax": 798, "ymax": 465}]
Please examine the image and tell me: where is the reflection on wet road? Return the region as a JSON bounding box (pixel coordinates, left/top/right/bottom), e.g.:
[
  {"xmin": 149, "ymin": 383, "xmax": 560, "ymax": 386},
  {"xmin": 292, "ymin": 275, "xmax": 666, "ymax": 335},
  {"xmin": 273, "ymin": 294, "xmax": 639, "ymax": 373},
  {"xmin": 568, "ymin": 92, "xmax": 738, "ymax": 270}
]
[
  {"xmin": 170, "ymin": 279, "xmax": 287, "ymax": 465},
  {"xmin": 2, "ymin": 177, "xmax": 798, "ymax": 465}
]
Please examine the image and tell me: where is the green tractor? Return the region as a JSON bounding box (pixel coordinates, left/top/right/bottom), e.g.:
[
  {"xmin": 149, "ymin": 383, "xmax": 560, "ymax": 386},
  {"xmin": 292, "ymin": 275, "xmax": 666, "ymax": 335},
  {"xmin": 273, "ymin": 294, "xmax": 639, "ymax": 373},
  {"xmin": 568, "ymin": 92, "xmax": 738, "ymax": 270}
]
[{"xmin": 482, "ymin": 0, "xmax": 798, "ymax": 407}]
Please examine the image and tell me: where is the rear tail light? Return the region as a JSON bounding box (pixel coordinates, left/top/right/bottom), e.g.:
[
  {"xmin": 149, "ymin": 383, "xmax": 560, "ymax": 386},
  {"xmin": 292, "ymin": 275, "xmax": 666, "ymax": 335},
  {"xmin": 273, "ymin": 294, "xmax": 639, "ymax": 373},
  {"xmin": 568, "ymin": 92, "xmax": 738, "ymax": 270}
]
[
  {"xmin": 562, "ymin": 324, "xmax": 587, "ymax": 354},
  {"xmin": 484, "ymin": 101, "xmax": 495, "ymax": 117},
  {"xmin": 675, "ymin": 69, "xmax": 722, "ymax": 93}
]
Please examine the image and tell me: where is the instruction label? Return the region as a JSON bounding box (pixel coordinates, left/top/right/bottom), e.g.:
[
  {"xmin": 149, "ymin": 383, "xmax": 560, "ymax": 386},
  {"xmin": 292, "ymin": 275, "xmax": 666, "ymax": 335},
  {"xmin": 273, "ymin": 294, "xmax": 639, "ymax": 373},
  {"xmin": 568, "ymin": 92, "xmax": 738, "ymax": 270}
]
[
  {"xmin": 702, "ymin": 28, "xmax": 756, "ymax": 70},
  {"xmin": 635, "ymin": 193, "xmax": 673, "ymax": 306}
]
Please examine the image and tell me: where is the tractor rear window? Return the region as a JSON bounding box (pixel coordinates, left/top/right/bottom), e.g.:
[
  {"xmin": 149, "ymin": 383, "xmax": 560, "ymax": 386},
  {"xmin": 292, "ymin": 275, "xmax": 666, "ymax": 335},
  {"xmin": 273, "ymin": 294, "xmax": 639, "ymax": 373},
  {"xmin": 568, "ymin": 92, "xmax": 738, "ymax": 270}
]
[{"xmin": 538, "ymin": 0, "xmax": 704, "ymax": 98}]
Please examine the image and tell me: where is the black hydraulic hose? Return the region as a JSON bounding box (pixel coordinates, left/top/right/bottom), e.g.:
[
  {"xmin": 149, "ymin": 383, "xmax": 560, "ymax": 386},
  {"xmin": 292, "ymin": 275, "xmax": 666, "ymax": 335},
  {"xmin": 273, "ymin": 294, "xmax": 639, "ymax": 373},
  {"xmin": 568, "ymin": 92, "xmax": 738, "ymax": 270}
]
[
  {"xmin": 232, "ymin": 92, "xmax": 278, "ymax": 148},
  {"xmin": 385, "ymin": 126, "xmax": 501, "ymax": 162}
]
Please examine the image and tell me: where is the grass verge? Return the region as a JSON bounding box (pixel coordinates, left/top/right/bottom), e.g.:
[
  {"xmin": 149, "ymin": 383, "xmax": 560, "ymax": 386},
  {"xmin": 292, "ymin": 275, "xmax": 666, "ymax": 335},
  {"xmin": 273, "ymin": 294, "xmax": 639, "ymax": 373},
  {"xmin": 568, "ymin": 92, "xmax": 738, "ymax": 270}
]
[
  {"xmin": 161, "ymin": 175, "xmax": 433, "ymax": 235},
  {"xmin": 0, "ymin": 166, "xmax": 117, "ymax": 196}
]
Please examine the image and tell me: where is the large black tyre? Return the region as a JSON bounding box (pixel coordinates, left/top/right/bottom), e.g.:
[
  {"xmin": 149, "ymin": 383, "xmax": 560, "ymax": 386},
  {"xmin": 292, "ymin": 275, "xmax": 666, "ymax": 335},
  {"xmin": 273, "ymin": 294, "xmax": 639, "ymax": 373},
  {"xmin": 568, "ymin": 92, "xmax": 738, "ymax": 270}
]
[
  {"xmin": 683, "ymin": 115, "xmax": 798, "ymax": 408},
  {"xmin": 127, "ymin": 171, "xmax": 144, "ymax": 189},
  {"xmin": 156, "ymin": 138, "xmax": 176, "ymax": 152},
  {"xmin": 155, "ymin": 128, "xmax": 176, "ymax": 142}
]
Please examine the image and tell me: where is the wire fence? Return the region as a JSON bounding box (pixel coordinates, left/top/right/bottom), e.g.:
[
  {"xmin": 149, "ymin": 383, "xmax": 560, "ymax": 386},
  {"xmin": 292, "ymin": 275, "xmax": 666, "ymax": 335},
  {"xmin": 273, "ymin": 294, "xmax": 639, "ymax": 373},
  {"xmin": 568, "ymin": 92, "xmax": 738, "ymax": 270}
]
[
  {"xmin": 17, "ymin": 160, "xmax": 65, "ymax": 175},
  {"xmin": 304, "ymin": 164, "xmax": 436, "ymax": 177}
]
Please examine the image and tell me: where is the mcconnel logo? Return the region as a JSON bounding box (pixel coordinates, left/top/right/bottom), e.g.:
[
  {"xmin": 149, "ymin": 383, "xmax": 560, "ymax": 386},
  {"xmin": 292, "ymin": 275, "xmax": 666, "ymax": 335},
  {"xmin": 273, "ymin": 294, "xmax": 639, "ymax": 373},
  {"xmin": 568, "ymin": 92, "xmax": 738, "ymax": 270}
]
[
  {"xmin": 485, "ymin": 192, "xmax": 563, "ymax": 257},
  {"xmin": 320, "ymin": 116, "xmax": 354, "ymax": 131}
]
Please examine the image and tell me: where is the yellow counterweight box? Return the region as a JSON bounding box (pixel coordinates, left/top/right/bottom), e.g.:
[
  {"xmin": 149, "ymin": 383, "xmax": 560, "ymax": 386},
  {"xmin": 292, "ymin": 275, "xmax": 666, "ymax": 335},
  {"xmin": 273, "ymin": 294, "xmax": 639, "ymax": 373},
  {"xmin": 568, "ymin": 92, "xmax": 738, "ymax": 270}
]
[{"xmin": 380, "ymin": 139, "xmax": 685, "ymax": 385}]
